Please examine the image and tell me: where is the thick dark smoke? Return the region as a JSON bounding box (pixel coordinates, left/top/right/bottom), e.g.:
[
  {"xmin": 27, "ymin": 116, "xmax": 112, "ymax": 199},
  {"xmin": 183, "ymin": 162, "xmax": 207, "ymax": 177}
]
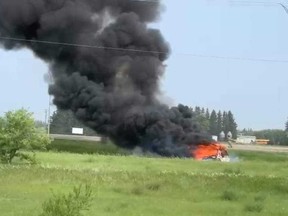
[{"xmin": 0, "ymin": 0, "xmax": 212, "ymax": 156}]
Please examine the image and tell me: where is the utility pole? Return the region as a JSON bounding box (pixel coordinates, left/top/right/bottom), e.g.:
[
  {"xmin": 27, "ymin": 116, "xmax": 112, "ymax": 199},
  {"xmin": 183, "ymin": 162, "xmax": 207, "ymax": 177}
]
[
  {"xmin": 47, "ymin": 71, "xmax": 53, "ymax": 136},
  {"xmin": 47, "ymin": 95, "xmax": 51, "ymax": 136},
  {"xmin": 45, "ymin": 109, "xmax": 48, "ymax": 129}
]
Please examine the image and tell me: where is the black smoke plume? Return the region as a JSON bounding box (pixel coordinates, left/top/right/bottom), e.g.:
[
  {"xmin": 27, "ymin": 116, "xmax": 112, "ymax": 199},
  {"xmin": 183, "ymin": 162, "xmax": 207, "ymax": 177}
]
[{"xmin": 0, "ymin": 0, "xmax": 212, "ymax": 156}]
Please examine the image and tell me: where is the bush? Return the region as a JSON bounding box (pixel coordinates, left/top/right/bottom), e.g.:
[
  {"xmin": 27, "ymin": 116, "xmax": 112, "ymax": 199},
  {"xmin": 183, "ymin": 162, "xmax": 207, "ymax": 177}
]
[
  {"xmin": 221, "ymin": 190, "xmax": 239, "ymax": 201},
  {"xmin": 39, "ymin": 184, "xmax": 93, "ymax": 216},
  {"xmin": 244, "ymin": 203, "xmax": 264, "ymax": 213},
  {"xmin": 0, "ymin": 109, "xmax": 50, "ymax": 164}
]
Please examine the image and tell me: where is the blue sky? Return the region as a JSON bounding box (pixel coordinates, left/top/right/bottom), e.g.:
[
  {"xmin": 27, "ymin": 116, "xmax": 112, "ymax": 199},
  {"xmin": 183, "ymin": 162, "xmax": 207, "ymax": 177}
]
[{"xmin": 1, "ymin": 0, "xmax": 288, "ymax": 130}]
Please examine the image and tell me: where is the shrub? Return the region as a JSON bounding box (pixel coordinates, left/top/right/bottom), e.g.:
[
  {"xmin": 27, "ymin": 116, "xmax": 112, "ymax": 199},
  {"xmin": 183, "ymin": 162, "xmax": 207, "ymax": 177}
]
[
  {"xmin": 221, "ymin": 190, "xmax": 239, "ymax": 201},
  {"xmin": 146, "ymin": 183, "xmax": 161, "ymax": 191},
  {"xmin": 131, "ymin": 187, "xmax": 144, "ymax": 196},
  {"xmin": 39, "ymin": 184, "xmax": 93, "ymax": 216},
  {"xmin": 244, "ymin": 203, "xmax": 264, "ymax": 213},
  {"xmin": 0, "ymin": 109, "xmax": 50, "ymax": 164}
]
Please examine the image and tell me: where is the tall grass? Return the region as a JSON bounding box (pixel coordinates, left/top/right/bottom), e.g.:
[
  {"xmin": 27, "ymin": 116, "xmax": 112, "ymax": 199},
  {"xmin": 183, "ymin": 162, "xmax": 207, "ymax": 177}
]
[
  {"xmin": 1, "ymin": 143, "xmax": 288, "ymax": 216},
  {"xmin": 39, "ymin": 184, "xmax": 93, "ymax": 216},
  {"xmin": 230, "ymin": 150, "xmax": 288, "ymax": 162},
  {"xmin": 47, "ymin": 139, "xmax": 129, "ymax": 155},
  {"xmin": 1, "ymin": 162, "xmax": 288, "ymax": 216}
]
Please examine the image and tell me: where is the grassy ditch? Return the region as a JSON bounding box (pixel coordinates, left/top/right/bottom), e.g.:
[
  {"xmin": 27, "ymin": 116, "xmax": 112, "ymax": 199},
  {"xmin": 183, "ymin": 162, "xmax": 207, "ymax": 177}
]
[{"xmin": 1, "ymin": 149, "xmax": 288, "ymax": 216}]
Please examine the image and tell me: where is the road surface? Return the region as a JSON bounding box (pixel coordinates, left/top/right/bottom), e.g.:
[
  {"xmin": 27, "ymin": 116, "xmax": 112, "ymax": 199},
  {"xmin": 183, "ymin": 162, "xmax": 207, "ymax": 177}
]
[
  {"xmin": 50, "ymin": 134, "xmax": 102, "ymax": 142},
  {"xmin": 226, "ymin": 143, "xmax": 288, "ymax": 153},
  {"xmin": 50, "ymin": 134, "xmax": 288, "ymax": 153}
]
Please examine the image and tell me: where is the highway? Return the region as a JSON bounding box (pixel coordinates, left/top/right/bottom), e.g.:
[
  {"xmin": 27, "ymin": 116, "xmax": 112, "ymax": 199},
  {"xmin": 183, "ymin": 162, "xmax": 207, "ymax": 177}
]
[
  {"xmin": 228, "ymin": 143, "xmax": 288, "ymax": 153},
  {"xmin": 50, "ymin": 134, "xmax": 288, "ymax": 153},
  {"xmin": 50, "ymin": 134, "xmax": 102, "ymax": 142}
]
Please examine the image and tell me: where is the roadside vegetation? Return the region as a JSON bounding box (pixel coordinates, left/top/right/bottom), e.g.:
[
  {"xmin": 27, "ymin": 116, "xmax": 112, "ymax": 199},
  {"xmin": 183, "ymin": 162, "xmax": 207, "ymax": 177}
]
[
  {"xmin": 1, "ymin": 109, "xmax": 288, "ymax": 215},
  {"xmin": 0, "ymin": 109, "xmax": 50, "ymax": 164},
  {"xmin": 47, "ymin": 139, "xmax": 128, "ymax": 156},
  {"xmin": 1, "ymin": 142, "xmax": 288, "ymax": 216}
]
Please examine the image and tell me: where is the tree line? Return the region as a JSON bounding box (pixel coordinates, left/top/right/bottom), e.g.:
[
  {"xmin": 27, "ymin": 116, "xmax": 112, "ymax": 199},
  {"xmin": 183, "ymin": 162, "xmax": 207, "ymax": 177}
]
[
  {"xmin": 50, "ymin": 110, "xmax": 97, "ymax": 136},
  {"xmin": 192, "ymin": 106, "xmax": 238, "ymax": 139},
  {"xmin": 240, "ymin": 128, "xmax": 288, "ymax": 146},
  {"xmin": 238, "ymin": 117, "xmax": 288, "ymax": 146},
  {"xmin": 49, "ymin": 107, "xmax": 238, "ymax": 139}
]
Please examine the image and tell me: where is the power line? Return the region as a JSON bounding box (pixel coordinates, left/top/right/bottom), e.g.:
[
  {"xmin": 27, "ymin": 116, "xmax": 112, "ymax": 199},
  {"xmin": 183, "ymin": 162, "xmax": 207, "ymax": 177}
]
[
  {"xmin": 1, "ymin": 36, "xmax": 288, "ymax": 63},
  {"xmin": 131, "ymin": 0, "xmax": 159, "ymax": 2},
  {"xmin": 133, "ymin": 0, "xmax": 287, "ymax": 8},
  {"xmin": 134, "ymin": 0, "xmax": 281, "ymax": 3},
  {"xmin": 229, "ymin": 0, "xmax": 288, "ymax": 9},
  {"xmin": 0, "ymin": 36, "xmax": 164, "ymax": 55},
  {"xmin": 132, "ymin": 0, "xmax": 281, "ymax": 4},
  {"xmin": 132, "ymin": 0, "xmax": 288, "ymax": 14},
  {"xmin": 279, "ymin": 3, "xmax": 288, "ymax": 13},
  {"xmin": 229, "ymin": 1, "xmax": 280, "ymax": 8},
  {"xmin": 179, "ymin": 53, "xmax": 288, "ymax": 63},
  {"xmin": 230, "ymin": 1, "xmax": 279, "ymax": 4}
]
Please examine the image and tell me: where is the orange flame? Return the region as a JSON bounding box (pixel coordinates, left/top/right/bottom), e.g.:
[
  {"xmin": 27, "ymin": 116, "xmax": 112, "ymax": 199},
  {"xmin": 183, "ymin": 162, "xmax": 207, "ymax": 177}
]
[{"xmin": 191, "ymin": 142, "xmax": 228, "ymax": 160}]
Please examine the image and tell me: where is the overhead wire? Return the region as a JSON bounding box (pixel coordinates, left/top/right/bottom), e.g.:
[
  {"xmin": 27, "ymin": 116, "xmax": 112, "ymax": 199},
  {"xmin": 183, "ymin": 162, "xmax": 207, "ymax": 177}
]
[
  {"xmin": 0, "ymin": 36, "xmax": 287, "ymax": 63},
  {"xmin": 226, "ymin": 0, "xmax": 288, "ymax": 8},
  {"xmin": 230, "ymin": 0, "xmax": 279, "ymax": 4},
  {"xmin": 0, "ymin": 0, "xmax": 288, "ymax": 64},
  {"xmin": 132, "ymin": 0, "xmax": 282, "ymax": 4},
  {"xmin": 135, "ymin": 0, "xmax": 285, "ymax": 6}
]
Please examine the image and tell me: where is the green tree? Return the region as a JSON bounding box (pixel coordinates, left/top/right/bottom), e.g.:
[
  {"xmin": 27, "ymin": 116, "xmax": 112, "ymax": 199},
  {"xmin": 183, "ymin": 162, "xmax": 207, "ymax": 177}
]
[
  {"xmin": 50, "ymin": 110, "xmax": 97, "ymax": 136},
  {"xmin": 222, "ymin": 112, "xmax": 228, "ymax": 134},
  {"xmin": 216, "ymin": 111, "xmax": 223, "ymax": 135},
  {"xmin": 0, "ymin": 109, "xmax": 50, "ymax": 164},
  {"xmin": 201, "ymin": 107, "xmax": 205, "ymax": 116},
  {"xmin": 205, "ymin": 108, "xmax": 210, "ymax": 120},
  {"xmin": 209, "ymin": 110, "xmax": 217, "ymax": 135},
  {"xmin": 194, "ymin": 106, "xmax": 201, "ymax": 116},
  {"xmin": 253, "ymin": 130, "xmax": 288, "ymax": 146},
  {"xmin": 221, "ymin": 111, "xmax": 238, "ymax": 139},
  {"xmin": 240, "ymin": 128, "xmax": 254, "ymax": 136},
  {"xmin": 193, "ymin": 106, "xmax": 209, "ymax": 131},
  {"xmin": 35, "ymin": 120, "xmax": 47, "ymax": 130},
  {"xmin": 227, "ymin": 111, "xmax": 238, "ymax": 139},
  {"xmin": 285, "ymin": 118, "xmax": 288, "ymax": 132}
]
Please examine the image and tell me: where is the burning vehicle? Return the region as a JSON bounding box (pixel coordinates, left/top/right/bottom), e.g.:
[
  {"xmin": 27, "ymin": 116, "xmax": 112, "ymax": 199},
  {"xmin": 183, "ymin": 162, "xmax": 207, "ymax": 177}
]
[{"xmin": 191, "ymin": 142, "xmax": 230, "ymax": 162}]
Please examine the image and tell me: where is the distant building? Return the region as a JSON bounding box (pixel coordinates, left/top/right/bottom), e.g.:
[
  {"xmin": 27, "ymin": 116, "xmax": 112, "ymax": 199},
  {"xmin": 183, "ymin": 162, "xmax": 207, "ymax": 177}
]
[{"xmin": 236, "ymin": 136, "xmax": 256, "ymax": 144}]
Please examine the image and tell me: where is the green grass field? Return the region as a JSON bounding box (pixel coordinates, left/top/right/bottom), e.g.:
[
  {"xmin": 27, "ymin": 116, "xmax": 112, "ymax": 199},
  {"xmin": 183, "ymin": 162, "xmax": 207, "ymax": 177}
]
[{"xmin": 1, "ymin": 140, "xmax": 288, "ymax": 216}]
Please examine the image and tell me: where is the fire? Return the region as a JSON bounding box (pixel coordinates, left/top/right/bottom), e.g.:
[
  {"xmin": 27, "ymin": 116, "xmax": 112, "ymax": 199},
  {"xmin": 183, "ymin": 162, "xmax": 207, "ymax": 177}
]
[{"xmin": 191, "ymin": 142, "xmax": 229, "ymax": 161}]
